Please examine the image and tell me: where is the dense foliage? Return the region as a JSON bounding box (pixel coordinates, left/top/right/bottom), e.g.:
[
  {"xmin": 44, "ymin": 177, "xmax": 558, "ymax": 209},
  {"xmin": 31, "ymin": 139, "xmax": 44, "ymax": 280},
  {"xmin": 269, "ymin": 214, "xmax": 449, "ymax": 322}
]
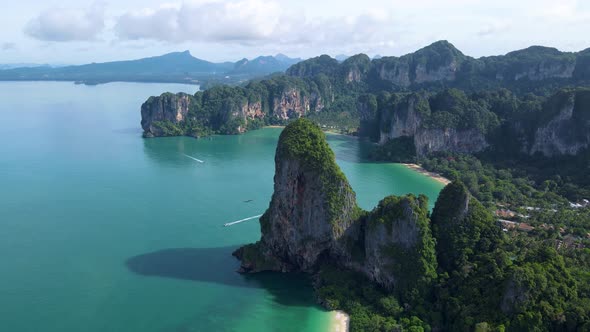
[{"xmin": 316, "ymin": 182, "xmax": 590, "ymax": 331}]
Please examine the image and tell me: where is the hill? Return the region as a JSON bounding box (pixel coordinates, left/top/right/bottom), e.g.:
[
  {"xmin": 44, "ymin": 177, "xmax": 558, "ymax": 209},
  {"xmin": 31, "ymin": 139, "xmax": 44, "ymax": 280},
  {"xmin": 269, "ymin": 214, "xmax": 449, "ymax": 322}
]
[{"xmin": 0, "ymin": 51, "xmax": 301, "ymax": 85}]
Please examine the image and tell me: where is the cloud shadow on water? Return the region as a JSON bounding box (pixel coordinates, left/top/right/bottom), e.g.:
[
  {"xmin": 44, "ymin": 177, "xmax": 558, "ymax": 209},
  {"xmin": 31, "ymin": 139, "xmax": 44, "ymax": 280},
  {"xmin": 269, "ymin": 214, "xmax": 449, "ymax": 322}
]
[{"xmin": 125, "ymin": 246, "xmax": 322, "ymax": 308}]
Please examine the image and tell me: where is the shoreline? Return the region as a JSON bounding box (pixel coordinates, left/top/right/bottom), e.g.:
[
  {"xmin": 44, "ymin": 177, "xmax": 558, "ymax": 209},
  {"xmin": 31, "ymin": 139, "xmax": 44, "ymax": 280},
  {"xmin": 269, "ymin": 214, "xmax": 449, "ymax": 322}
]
[
  {"xmin": 263, "ymin": 125, "xmax": 357, "ymax": 138},
  {"xmin": 330, "ymin": 310, "xmax": 350, "ymax": 332},
  {"xmin": 401, "ymin": 163, "xmax": 451, "ymax": 185}
]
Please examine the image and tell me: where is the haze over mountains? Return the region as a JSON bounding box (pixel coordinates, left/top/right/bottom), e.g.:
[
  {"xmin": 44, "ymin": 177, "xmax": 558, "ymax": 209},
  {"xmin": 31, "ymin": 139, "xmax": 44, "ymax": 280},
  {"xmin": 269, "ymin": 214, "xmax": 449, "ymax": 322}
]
[
  {"xmin": 2, "ymin": 40, "xmax": 589, "ymax": 90},
  {"xmin": 0, "ymin": 51, "xmax": 301, "ymax": 86}
]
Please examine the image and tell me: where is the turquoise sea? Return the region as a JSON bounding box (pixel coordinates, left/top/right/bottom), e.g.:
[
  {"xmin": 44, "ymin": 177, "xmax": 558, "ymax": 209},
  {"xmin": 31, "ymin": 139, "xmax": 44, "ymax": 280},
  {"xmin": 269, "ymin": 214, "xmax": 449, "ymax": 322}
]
[{"xmin": 0, "ymin": 82, "xmax": 444, "ymax": 332}]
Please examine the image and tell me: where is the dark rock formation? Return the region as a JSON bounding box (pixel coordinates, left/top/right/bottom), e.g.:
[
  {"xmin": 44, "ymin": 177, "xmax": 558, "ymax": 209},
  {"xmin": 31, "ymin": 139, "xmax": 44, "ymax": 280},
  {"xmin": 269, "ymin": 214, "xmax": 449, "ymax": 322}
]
[
  {"xmin": 373, "ymin": 92, "xmax": 490, "ymax": 156},
  {"xmin": 141, "ymin": 93, "xmax": 191, "ymax": 137},
  {"xmin": 235, "ymin": 118, "xmax": 358, "ymax": 272},
  {"xmin": 530, "ymin": 89, "xmax": 590, "ymax": 156},
  {"xmin": 360, "ymin": 195, "xmax": 437, "ymax": 292},
  {"xmin": 371, "ymin": 41, "xmax": 465, "ymax": 87},
  {"xmin": 234, "ymin": 119, "xmax": 437, "ymax": 295},
  {"xmin": 140, "ymin": 79, "xmax": 325, "ymax": 137}
]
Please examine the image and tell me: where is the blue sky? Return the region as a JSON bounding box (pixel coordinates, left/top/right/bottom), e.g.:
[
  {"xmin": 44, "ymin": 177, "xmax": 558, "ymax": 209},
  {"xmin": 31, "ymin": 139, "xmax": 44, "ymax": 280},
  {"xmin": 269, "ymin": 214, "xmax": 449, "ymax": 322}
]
[{"xmin": 2, "ymin": 0, "xmax": 590, "ymax": 64}]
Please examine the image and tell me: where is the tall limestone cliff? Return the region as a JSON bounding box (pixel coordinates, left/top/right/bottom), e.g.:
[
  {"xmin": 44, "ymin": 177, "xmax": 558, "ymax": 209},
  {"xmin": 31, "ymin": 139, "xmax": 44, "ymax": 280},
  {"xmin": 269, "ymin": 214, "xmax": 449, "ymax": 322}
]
[
  {"xmin": 140, "ymin": 78, "xmax": 325, "ymax": 137},
  {"xmin": 371, "ymin": 40, "xmax": 465, "ymax": 87},
  {"xmin": 141, "ymin": 93, "xmax": 192, "ymax": 137},
  {"xmin": 360, "ymin": 195, "xmax": 437, "ymax": 296},
  {"xmin": 529, "ymin": 88, "xmax": 590, "ymax": 156},
  {"xmin": 234, "ymin": 119, "xmax": 437, "ymax": 297},
  {"xmin": 372, "ymin": 90, "xmax": 492, "ymax": 156},
  {"xmin": 234, "ymin": 119, "xmax": 359, "ymax": 272},
  {"xmin": 365, "ymin": 87, "xmax": 590, "ymax": 158},
  {"xmin": 369, "ymin": 42, "xmax": 584, "ymax": 89}
]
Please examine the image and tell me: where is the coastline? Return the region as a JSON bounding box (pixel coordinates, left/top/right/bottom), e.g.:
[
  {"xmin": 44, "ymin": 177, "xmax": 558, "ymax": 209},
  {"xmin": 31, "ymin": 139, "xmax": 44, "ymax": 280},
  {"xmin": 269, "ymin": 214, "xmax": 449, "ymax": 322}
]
[
  {"xmin": 402, "ymin": 163, "xmax": 451, "ymax": 185},
  {"xmin": 263, "ymin": 125, "xmax": 358, "ymax": 139},
  {"xmin": 330, "ymin": 310, "xmax": 350, "ymax": 332}
]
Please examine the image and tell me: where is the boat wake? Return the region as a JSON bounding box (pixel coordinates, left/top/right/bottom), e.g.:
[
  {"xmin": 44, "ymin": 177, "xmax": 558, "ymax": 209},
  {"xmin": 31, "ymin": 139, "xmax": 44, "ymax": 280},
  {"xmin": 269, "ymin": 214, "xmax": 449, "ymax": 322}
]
[
  {"xmin": 183, "ymin": 154, "xmax": 204, "ymax": 163},
  {"xmin": 224, "ymin": 214, "xmax": 263, "ymax": 227}
]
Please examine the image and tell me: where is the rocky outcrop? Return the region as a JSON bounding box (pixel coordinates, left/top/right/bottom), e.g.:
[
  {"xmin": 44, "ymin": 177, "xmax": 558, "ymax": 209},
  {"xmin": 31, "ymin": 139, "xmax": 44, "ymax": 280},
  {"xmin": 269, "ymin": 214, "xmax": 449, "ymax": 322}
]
[
  {"xmin": 140, "ymin": 79, "xmax": 325, "ymax": 137},
  {"xmin": 235, "ymin": 119, "xmax": 358, "ymax": 272},
  {"xmin": 378, "ymin": 94, "xmax": 424, "ymax": 144},
  {"xmin": 493, "ymin": 46, "xmax": 577, "ymax": 82},
  {"xmin": 141, "ymin": 93, "xmax": 191, "ymax": 137},
  {"xmin": 372, "ymin": 41, "xmax": 465, "ymax": 87},
  {"xmin": 360, "ymin": 195, "xmax": 435, "ymax": 291},
  {"xmin": 341, "ymin": 54, "xmax": 371, "ymax": 83},
  {"xmin": 374, "ymin": 58, "xmax": 461, "ymax": 87},
  {"xmin": 530, "ymin": 89, "xmax": 590, "ymax": 156},
  {"xmin": 512, "ymin": 61, "xmax": 575, "ymax": 81},
  {"xmin": 414, "ymin": 128, "xmax": 488, "ymax": 156},
  {"xmin": 286, "ymin": 54, "xmax": 340, "ymax": 78},
  {"xmin": 375, "ymin": 60, "xmax": 412, "ymax": 86},
  {"xmin": 366, "ymin": 43, "xmax": 588, "ymax": 89},
  {"xmin": 235, "ymin": 119, "xmax": 437, "ymax": 295},
  {"xmin": 376, "ymin": 93, "xmax": 489, "ymax": 156},
  {"xmin": 272, "ymin": 88, "xmax": 323, "ymax": 120}
]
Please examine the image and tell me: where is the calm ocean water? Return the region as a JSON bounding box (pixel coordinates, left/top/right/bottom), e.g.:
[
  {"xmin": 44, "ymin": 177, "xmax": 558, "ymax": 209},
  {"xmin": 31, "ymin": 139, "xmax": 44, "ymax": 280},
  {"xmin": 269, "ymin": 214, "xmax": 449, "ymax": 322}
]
[{"xmin": 0, "ymin": 81, "xmax": 443, "ymax": 332}]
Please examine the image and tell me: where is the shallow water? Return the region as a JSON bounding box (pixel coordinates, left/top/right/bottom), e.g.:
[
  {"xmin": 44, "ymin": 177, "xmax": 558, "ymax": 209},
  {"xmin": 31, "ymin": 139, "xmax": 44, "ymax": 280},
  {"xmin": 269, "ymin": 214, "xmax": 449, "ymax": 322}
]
[{"xmin": 0, "ymin": 81, "xmax": 443, "ymax": 332}]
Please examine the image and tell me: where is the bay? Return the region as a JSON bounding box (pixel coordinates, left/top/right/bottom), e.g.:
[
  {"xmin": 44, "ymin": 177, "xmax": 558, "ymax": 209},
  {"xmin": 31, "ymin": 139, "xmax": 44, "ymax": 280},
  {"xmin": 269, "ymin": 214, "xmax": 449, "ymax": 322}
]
[{"xmin": 0, "ymin": 82, "xmax": 443, "ymax": 332}]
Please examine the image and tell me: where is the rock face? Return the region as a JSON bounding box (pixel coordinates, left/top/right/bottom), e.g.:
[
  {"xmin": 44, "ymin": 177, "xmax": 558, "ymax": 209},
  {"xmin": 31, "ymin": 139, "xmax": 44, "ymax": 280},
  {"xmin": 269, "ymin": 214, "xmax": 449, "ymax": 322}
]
[
  {"xmin": 372, "ymin": 41, "xmax": 465, "ymax": 87},
  {"xmin": 341, "ymin": 54, "xmax": 371, "ymax": 83},
  {"xmin": 360, "ymin": 195, "xmax": 435, "ymax": 291},
  {"xmin": 235, "ymin": 119, "xmax": 437, "ymax": 295},
  {"xmin": 272, "ymin": 88, "xmax": 323, "ymax": 120},
  {"xmin": 140, "ymin": 83, "xmax": 325, "ymax": 137},
  {"xmin": 414, "ymin": 128, "xmax": 488, "ymax": 156},
  {"xmin": 530, "ymin": 89, "xmax": 590, "ymax": 156},
  {"xmin": 141, "ymin": 93, "xmax": 191, "ymax": 137},
  {"xmin": 364, "ymin": 43, "xmax": 588, "ymax": 89},
  {"xmin": 491, "ymin": 46, "xmax": 577, "ymax": 82},
  {"xmin": 236, "ymin": 119, "xmax": 358, "ymax": 272},
  {"xmin": 374, "ymin": 55, "xmax": 462, "ymax": 87},
  {"xmin": 378, "ymin": 94, "xmax": 423, "ymax": 144},
  {"xmin": 376, "ymin": 93, "xmax": 489, "ymax": 156},
  {"xmin": 286, "ymin": 54, "xmax": 340, "ymax": 78}
]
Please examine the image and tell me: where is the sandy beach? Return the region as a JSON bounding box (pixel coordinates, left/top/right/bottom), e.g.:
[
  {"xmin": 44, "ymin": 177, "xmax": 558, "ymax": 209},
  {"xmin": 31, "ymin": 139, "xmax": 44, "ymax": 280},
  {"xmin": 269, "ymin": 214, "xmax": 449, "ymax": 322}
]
[
  {"xmin": 402, "ymin": 163, "xmax": 451, "ymax": 185},
  {"xmin": 331, "ymin": 310, "xmax": 350, "ymax": 332}
]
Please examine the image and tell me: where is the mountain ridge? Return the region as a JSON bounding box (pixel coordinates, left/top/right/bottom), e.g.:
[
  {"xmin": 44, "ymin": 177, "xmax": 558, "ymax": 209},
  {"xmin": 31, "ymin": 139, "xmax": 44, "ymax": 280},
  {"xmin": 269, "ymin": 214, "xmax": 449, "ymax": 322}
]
[{"xmin": 0, "ymin": 51, "xmax": 301, "ymax": 86}]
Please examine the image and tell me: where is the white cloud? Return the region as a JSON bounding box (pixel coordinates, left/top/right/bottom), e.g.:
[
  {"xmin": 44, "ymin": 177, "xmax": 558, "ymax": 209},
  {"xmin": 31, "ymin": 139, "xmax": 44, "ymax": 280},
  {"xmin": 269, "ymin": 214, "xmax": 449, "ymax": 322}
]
[
  {"xmin": 114, "ymin": 0, "xmax": 401, "ymax": 49},
  {"xmin": 8, "ymin": 0, "xmax": 590, "ymax": 63},
  {"xmin": 24, "ymin": 2, "xmax": 105, "ymax": 42},
  {"xmin": 115, "ymin": 0, "xmax": 281, "ymax": 43}
]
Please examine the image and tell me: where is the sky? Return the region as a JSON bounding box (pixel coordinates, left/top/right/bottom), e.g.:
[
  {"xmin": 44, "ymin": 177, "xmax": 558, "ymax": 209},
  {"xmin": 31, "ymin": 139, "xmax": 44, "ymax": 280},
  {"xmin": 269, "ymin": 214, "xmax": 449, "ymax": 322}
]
[{"xmin": 1, "ymin": 0, "xmax": 590, "ymax": 64}]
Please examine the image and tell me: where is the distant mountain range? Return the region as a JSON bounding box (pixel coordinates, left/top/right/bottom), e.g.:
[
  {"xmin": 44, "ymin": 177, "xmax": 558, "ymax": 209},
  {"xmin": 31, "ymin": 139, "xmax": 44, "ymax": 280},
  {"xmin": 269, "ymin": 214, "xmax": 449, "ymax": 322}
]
[
  {"xmin": 0, "ymin": 51, "xmax": 301, "ymax": 86},
  {"xmin": 0, "ymin": 63, "xmax": 54, "ymax": 70}
]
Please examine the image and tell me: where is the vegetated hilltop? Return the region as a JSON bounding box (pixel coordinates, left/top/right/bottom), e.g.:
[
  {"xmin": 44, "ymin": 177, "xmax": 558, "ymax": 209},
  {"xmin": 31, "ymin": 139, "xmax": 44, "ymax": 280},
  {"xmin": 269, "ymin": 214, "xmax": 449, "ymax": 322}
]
[
  {"xmin": 140, "ymin": 41, "xmax": 590, "ymax": 161},
  {"xmin": 233, "ymin": 119, "xmax": 590, "ymax": 331}
]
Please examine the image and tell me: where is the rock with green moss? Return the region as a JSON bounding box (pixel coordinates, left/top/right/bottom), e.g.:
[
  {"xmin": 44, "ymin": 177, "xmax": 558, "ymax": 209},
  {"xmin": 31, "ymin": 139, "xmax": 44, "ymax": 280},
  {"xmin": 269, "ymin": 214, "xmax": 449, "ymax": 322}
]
[
  {"xmin": 362, "ymin": 194, "xmax": 437, "ymax": 300},
  {"xmin": 238, "ymin": 119, "xmax": 359, "ymax": 272}
]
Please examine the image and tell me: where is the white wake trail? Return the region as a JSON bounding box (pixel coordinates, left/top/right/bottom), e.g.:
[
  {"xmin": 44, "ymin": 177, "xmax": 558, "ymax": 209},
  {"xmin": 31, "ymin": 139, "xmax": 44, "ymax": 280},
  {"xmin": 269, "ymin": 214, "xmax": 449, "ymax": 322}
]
[
  {"xmin": 183, "ymin": 154, "xmax": 204, "ymax": 163},
  {"xmin": 224, "ymin": 214, "xmax": 263, "ymax": 227}
]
